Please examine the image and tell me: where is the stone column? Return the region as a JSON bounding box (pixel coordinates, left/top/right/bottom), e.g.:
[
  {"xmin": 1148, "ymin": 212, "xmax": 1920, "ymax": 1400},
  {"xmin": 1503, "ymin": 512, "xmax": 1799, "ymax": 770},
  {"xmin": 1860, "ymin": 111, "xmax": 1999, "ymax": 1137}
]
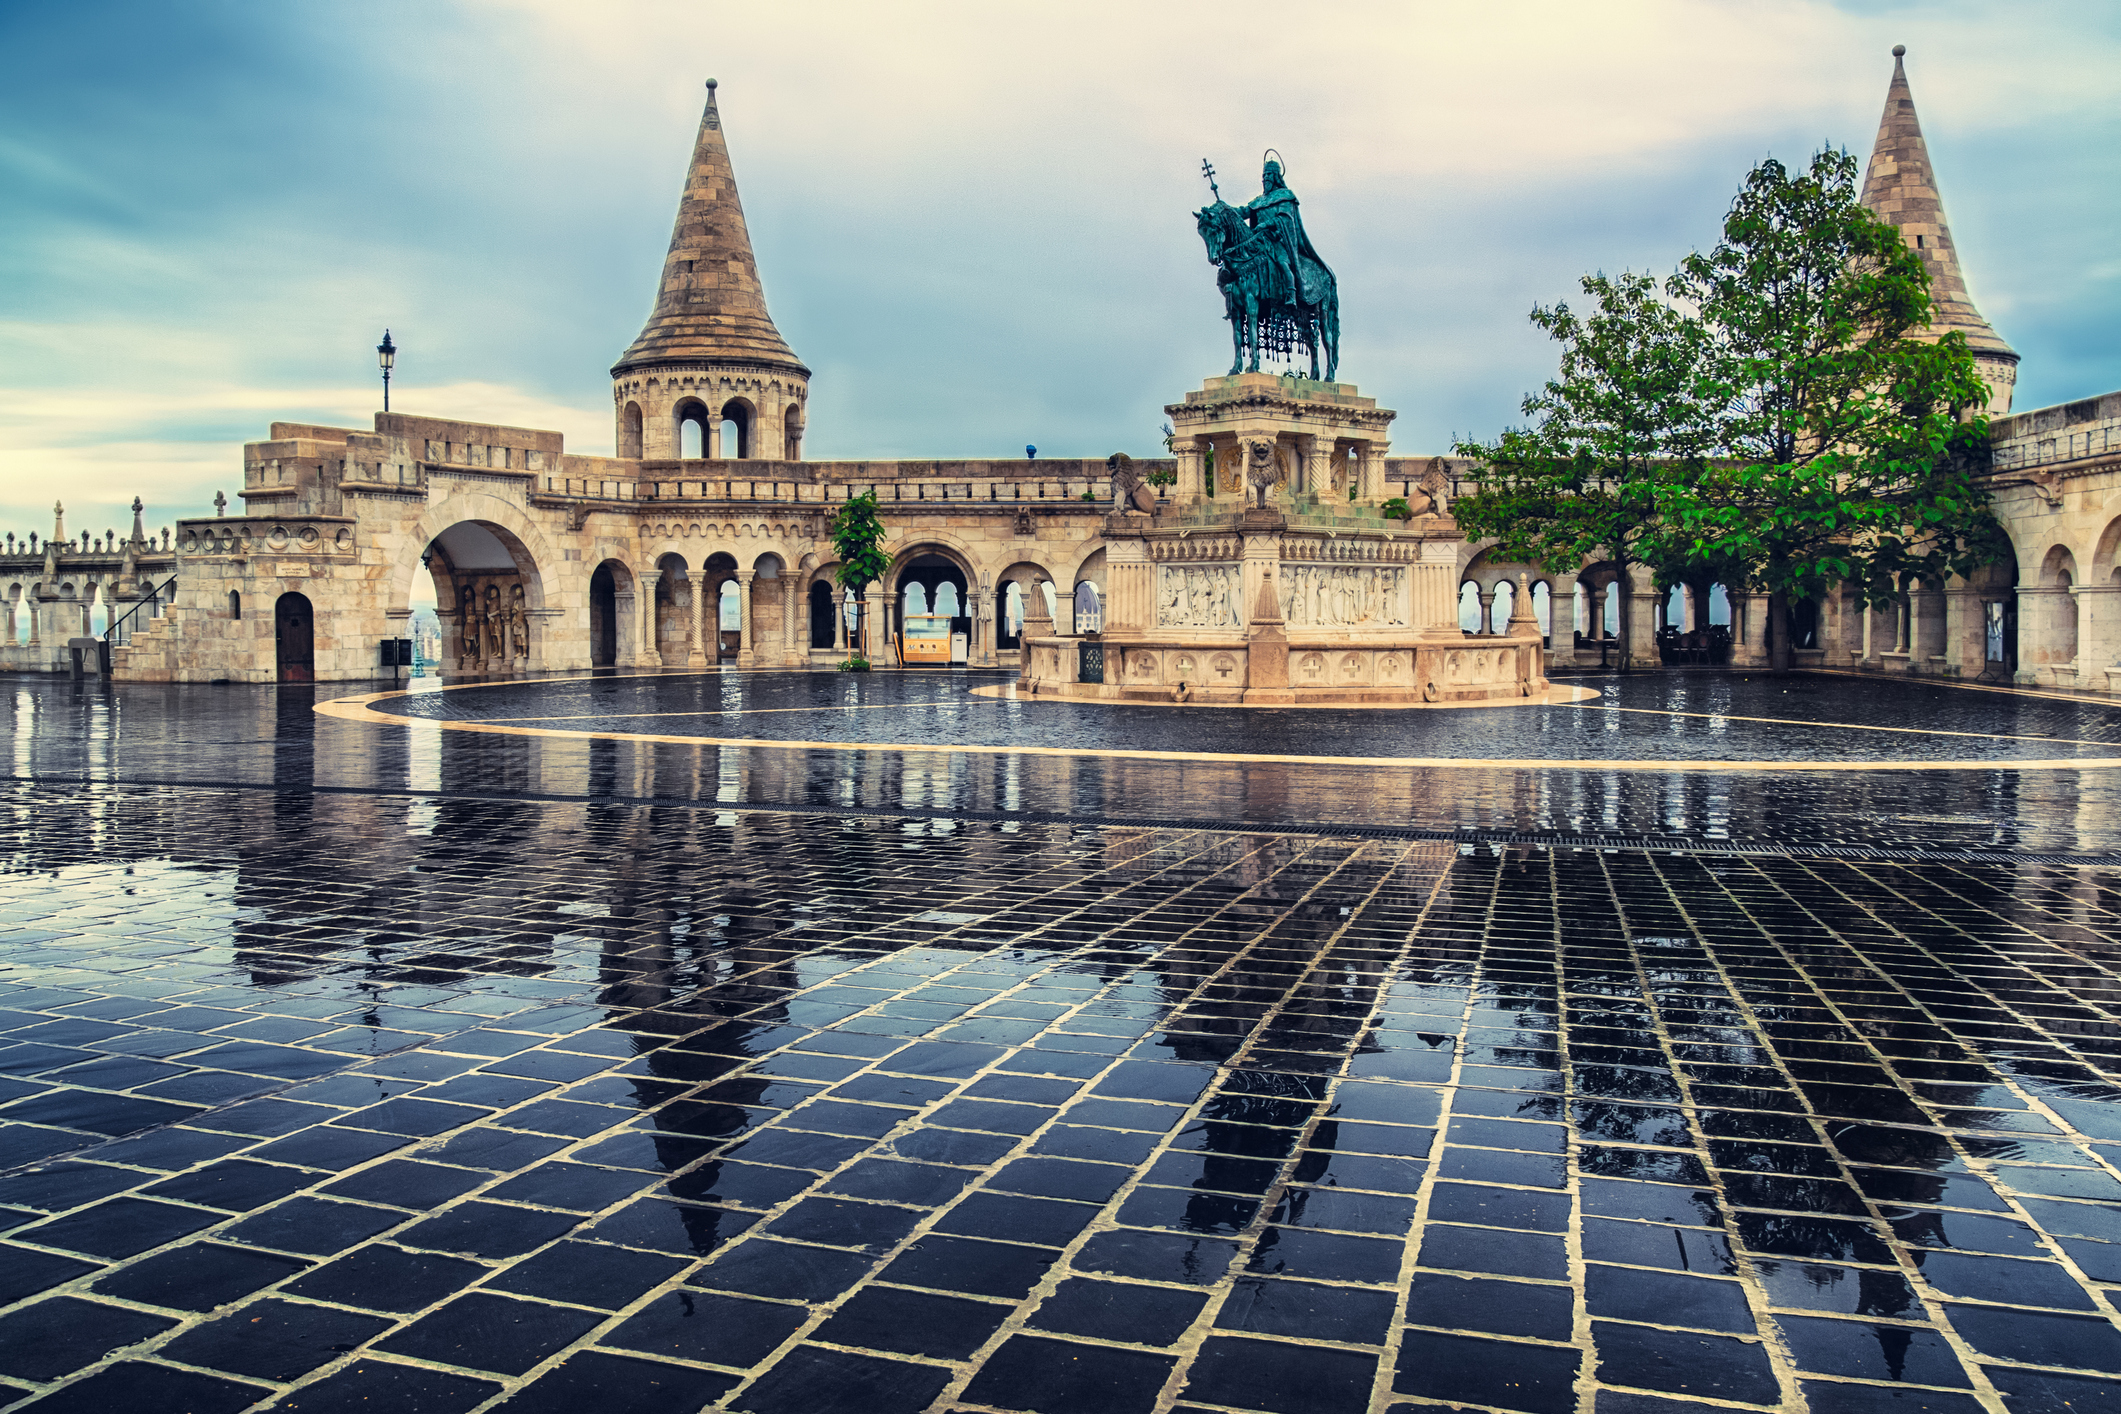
[
  {"xmin": 2078, "ymin": 585, "xmax": 2121, "ymax": 688},
  {"xmin": 833, "ymin": 587, "xmax": 847, "ymax": 653},
  {"xmin": 615, "ymin": 590, "xmax": 639, "ymax": 668},
  {"xmin": 688, "ymin": 570, "xmax": 710, "ymax": 668},
  {"xmin": 525, "ymin": 607, "xmax": 557, "ymax": 671},
  {"xmin": 706, "ymin": 412, "xmax": 723, "ymax": 460},
  {"xmin": 1736, "ymin": 592, "xmax": 1771, "ymax": 668},
  {"xmin": 639, "ymin": 569, "xmax": 661, "ymax": 666},
  {"xmin": 1294, "ymin": 435, "xmax": 1321, "ymax": 498},
  {"xmin": 1175, "ymin": 438, "xmax": 1205, "ymax": 503},
  {"xmin": 1476, "ymin": 587, "xmax": 1496, "ymax": 636},
  {"xmin": 863, "ymin": 583, "xmax": 887, "ymax": 663},
  {"xmin": 737, "ymin": 570, "xmax": 756, "ymax": 668},
  {"xmin": 2014, "ymin": 586, "xmax": 2054, "ymax": 685},
  {"xmin": 1548, "ymin": 576, "xmax": 1576, "ymax": 657},
  {"xmin": 1365, "ymin": 441, "xmax": 1390, "ymax": 502},
  {"xmin": 780, "ymin": 580, "xmax": 798, "ymax": 666},
  {"xmin": 1859, "ymin": 597, "xmax": 1874, "ymax": 665}
]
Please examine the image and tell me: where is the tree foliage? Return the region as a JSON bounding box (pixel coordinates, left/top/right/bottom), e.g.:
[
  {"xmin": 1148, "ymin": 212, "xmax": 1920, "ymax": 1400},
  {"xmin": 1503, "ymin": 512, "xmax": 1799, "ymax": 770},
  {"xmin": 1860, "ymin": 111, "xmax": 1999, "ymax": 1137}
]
[
  {"xmin": 827, "ymin": 491, "xmax": 891, "ymax": 667},
  {"xmin": 1454, "ymin": 147, "xmax": 2000, "ymax": 673},
  {"xmin": 827, "ymin": 492, "xmax": 891, "ymax": 594},
  {"xmin": 1662, "ymin": 147, "xmax": 1996, "ymax": 667},
  {"xmin": 1451, "ymin": 270, "xmax": 1707, "ymax": 670}
]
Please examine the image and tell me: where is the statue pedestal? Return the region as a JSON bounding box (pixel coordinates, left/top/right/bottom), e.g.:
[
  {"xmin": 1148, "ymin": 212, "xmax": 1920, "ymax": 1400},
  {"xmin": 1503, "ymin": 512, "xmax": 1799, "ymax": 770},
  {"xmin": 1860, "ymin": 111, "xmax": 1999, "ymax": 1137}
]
[
  {"xmin": 1165, "ymin": 373, "xmax": 1396, "ymax": 504},
  {"xmin": 1014, "ymin": 374, "xmax": 1547, "ymax": 707}
]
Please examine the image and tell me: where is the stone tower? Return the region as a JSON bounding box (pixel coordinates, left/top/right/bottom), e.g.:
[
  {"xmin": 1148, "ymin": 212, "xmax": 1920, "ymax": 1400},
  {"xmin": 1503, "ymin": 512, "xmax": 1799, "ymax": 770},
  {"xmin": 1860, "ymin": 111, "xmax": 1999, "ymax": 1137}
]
[
  {"xmin": 1859, "ymin": 45, "xmax": 2017, "ymax": 415},
  {"xmin": 612, "ymin": 79, "xmax": 810, "ymax": 462}
]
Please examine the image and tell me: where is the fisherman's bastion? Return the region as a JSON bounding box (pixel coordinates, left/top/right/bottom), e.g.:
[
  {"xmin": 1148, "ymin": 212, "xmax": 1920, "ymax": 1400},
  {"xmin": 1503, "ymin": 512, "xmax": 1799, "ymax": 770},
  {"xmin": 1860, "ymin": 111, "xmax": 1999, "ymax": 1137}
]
[{"xmin": 9, "ymin": 53, "xmax": 2117, "ymax": 694}]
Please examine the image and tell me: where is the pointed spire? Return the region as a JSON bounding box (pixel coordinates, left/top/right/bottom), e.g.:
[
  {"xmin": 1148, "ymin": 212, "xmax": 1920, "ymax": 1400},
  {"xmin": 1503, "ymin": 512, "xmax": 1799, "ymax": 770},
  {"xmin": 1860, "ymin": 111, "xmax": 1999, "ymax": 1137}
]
[
  {"xmin": 1860, "ymin": 46, "xmax": 2017, "ymax": 389},
  {"xmin": 613, "ymin": 79, "xmax": 806, "ymax": 376}
]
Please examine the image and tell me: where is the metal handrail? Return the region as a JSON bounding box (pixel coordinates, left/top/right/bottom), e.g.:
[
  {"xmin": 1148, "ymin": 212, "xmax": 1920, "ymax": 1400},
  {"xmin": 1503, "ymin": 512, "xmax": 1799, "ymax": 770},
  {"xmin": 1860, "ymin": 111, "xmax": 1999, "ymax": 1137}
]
[{"xmin": 102, "ymin": 576, "xmax": 177, "ymax": 646}]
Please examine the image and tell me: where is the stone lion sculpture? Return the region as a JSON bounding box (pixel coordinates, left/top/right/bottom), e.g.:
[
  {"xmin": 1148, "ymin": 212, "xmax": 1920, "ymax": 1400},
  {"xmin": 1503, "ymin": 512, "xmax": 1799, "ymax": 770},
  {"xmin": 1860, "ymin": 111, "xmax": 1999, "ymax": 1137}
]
[
  {"xmin": 1105, "ymin": 453, "xmax": 1159, "ymax": 514},
  {"xmin": 1403, "ymin": 457, "xmax": 1451, "ymax": 518},
  {"xmin": 1244, "ymin": 439, "xmax": 1282, "ymax": 509}
]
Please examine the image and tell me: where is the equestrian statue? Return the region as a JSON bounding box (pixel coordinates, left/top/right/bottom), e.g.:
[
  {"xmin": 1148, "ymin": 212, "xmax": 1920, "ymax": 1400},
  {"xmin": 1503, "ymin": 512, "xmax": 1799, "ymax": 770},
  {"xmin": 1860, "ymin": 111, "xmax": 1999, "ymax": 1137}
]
[{"xmin": 1195, "ymin": 152, "xmax": 1340, "ymax": 382}]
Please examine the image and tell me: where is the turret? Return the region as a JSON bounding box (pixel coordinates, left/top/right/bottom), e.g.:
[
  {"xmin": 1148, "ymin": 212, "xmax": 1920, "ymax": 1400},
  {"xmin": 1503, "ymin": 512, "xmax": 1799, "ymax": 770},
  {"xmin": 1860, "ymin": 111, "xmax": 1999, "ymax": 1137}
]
[
  {"xmin": 1860, "ymin": 45, "xmax": 2018, "ymax": 415},
  {"xmin": 611, "ymin": 80, "xmax": 809, "ymax": 462}
]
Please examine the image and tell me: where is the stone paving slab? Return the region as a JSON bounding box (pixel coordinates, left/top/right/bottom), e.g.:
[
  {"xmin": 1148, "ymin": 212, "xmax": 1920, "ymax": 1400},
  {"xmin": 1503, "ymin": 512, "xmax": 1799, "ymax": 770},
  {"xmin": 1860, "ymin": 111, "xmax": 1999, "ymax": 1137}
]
[
  {"xmin": 1, "ymin": 767, "xmax": 2121, "ymax": 1412},
  {"xmin": 7, "ymin": 673, "xmax": 2121, "ymax": 1412}
]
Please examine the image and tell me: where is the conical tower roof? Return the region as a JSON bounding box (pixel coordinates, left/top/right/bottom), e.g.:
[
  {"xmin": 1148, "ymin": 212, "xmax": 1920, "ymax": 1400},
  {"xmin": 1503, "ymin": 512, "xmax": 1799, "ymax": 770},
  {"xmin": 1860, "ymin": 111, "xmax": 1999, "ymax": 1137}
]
[
  {"xmin": 613, "ymin": 80, "xmax": 807, "ymax": 377},
  {"xmin": 1859, "ymin": 46, "xmax": 2014, "ymax": 363}
]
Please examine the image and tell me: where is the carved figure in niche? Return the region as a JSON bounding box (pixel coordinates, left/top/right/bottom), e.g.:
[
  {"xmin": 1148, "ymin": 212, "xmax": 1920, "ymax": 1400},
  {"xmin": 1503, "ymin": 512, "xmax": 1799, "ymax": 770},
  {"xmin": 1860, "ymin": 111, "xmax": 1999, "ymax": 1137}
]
[
  {"xmin": 1106, "ymin": 453, "xmax": 1159, "ymax": 514},
  {"xmin": 1403, "ymin": 458, "xmax": 1451, "ymax": 518},
  {"xmin": 510, "ymin": 585, "xmax": 529, "ymax": 660},
  {"xmin": 1244, "ymin": 439, "xmax": 1281, "ymax": 509},
  {"xmin": 458, "ymin": 586, "xmax": 480, "ymax": 668}
]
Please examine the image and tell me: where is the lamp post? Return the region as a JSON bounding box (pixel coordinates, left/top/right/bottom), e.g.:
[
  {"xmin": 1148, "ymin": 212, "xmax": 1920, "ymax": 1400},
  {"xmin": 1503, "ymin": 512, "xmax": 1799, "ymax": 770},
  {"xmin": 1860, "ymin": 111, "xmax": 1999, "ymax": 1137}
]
[{"xmin": 377, "ymin": 329, "xmax": 396, "ymax": 412}]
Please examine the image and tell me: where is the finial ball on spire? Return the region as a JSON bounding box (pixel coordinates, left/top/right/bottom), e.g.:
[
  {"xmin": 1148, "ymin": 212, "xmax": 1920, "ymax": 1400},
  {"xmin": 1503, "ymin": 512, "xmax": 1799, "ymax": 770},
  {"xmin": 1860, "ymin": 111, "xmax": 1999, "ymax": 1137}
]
[
  {"xmin": 706, "ymin": 78, "xmax": 717, "ymax": 89},
  {"xmin": 1892, "ymin": 44, "xmax": 1905, "ymax": 57}
]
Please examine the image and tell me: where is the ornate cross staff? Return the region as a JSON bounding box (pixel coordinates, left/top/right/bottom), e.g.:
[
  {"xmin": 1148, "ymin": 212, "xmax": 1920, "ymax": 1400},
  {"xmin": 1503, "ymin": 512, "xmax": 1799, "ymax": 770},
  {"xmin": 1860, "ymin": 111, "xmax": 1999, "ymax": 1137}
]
[{"xmin": 1200, "ymin": 159, "xmax": 1220, "ymax": 202}]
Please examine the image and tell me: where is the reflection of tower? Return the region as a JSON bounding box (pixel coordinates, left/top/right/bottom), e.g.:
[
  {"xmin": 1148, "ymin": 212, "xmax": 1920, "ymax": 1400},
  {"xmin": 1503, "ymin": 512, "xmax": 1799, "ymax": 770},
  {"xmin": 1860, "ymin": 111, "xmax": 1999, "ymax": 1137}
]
[
  {"xmin": 1858, "ymin": 46, "xmax": 2017, "ymax": 415},
  {"xmin": 612, "ymin": 79, "xmax": 810, "ymax": 462}
]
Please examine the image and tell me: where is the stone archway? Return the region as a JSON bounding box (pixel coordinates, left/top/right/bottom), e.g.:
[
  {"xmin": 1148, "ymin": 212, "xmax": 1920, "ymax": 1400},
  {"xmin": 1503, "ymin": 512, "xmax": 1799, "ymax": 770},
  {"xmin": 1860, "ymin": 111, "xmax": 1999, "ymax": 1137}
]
[{"xmin": 414, "ymin": 518, "xmax": 545, "ymax": 673}]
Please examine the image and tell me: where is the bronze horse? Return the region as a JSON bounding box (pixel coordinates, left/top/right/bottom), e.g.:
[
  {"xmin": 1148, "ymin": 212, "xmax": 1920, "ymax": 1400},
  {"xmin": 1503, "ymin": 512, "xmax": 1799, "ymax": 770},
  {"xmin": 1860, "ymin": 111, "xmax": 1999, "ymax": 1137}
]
[{"xmin": 1195, "ymin": 200, "xmax": 1339, "ymax": 382}]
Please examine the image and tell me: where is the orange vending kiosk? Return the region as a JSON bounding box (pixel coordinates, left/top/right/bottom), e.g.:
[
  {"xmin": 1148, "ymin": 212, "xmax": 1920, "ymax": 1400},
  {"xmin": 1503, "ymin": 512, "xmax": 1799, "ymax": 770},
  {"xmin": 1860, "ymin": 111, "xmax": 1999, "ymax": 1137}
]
[{"xmin": 898, "ymin": 614, "xmax": 953, "ymax": 664}]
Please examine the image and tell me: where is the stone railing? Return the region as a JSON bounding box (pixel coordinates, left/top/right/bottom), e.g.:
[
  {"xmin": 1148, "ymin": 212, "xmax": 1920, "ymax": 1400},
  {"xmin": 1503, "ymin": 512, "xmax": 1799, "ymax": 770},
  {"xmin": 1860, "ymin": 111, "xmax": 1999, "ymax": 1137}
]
[{"xmin": 1991, "ymin": 397, "xmax": 2121, "ymax": 475}]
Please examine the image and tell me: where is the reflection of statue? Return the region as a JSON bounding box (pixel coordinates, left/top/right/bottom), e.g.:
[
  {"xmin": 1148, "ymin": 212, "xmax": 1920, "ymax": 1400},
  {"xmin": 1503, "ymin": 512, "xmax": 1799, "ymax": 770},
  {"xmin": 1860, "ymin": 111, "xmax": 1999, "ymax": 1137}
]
[
  {"xmin": 1244, "ymin": 439, "xmax": 1281, "ymax": 509},
  {"xmin": 1106, "ymin": 453, "xmax": 1158, "ymax": 514}
]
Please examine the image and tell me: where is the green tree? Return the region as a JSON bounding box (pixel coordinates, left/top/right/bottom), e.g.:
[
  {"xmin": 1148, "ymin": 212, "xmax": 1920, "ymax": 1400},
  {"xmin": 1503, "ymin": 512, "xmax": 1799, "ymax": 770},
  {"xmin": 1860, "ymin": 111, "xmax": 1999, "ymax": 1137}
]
[
  {"xmin": 1664, "ymin": 147, "xmax": 1996, "ymax": 671},
  {"xmin": 827, "ymin": 491, "xmax": 890, "ymax": 666},
  {"xmin": 1451, "ymin": 270, "xmax": 1707, "ymax": 672}
]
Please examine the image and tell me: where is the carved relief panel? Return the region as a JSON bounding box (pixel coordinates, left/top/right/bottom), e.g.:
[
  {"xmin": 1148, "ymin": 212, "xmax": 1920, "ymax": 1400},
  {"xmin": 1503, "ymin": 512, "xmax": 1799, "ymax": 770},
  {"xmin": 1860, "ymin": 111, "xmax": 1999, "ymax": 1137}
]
[
  {"xmin": 1155, "ymin": 564, "xmax": 1243, "ymax": 628},
  {"xmin": 1277, "ymin": 564, "xmax": 1408, "ymax": 628}
]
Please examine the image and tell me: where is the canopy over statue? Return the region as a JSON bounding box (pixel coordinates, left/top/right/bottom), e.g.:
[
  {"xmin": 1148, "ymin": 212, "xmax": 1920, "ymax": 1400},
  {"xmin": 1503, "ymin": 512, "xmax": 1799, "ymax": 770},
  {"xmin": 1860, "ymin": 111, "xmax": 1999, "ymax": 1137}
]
[{"xmin": 1196, "ymin": 153, "xmax": 1340, "ymax": 381}]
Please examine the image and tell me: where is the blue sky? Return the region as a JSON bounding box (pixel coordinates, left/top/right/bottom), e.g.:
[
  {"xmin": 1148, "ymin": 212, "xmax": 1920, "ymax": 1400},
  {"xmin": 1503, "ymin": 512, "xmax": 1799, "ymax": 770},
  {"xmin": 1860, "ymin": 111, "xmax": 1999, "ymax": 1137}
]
[{"xmin": 3, "ymin": 0, "xmax": 2117, "ymax": 546}]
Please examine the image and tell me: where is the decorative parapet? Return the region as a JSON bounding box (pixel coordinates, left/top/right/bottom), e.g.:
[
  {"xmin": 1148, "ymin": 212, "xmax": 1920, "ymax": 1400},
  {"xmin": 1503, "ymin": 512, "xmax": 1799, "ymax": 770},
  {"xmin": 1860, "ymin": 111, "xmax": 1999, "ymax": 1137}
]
[{"xmin": 1990, "ymin": 393, "xmax": 2121, "ymax": 477}]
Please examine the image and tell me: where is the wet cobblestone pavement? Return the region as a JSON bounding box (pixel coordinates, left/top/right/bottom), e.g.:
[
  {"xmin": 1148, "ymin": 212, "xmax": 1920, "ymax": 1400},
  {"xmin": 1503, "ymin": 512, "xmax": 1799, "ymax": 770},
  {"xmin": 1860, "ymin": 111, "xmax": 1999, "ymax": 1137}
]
[
  {"xmin": 366, "ymin": 670, "xmax": 2121, "ymax": 763},
  {"xmin": 6, "ymin": 672, "xmax": 2121, "ymax": 1412}
]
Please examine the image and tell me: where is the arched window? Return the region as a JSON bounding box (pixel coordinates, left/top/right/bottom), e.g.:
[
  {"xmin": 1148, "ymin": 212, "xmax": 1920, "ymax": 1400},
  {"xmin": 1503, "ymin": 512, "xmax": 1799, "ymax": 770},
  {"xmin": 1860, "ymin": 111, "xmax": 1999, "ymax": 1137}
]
[
  {"xmin": 1708, "ymin": 585, "xmax": 1732, "ymax": 626},
  {"xmin": 719, "ymin": 579, "xmax": 741, "ymax": 633},
  {"xmin": 1457, "ymin": 581, "xmax": 1480, "ymax": 633},
  {"xmin": 1073, "ymin": 582, "xmax": 1102, "ymax": 633},
  {"xmin": 784, "ymin": 406, "xmax": 802, "ymax": 461},
  {"xmin": 229, "ymin": 590, "xmax": 242, "ymax": 621},
  {"xmin": 809, "ymin": 581, "xmax": 836, "ymax": 648},
  {"xmin": 935, "ymin": 582, "xmax": 960, "ymax": 617},
  {"xmin": 674, "ymin": 400, "xmax": 709, "ymax": 460},
  {"xmin": 1001, "ymin": 582, "xmax": 1026, "ymax": 648},
  {"xmin": 621, "ymin": 402, "xmax": 644, "ymax": 459},
  {"xmin": 902, "ymin": 582, "xmax": 930, "ymax": 617},
  {"xmin": 1531, "ymin": 582, "xmax": 1551, "ymax": 637},
  {"xmin": 721, "ymin": 401, "xmax": 751, "ymax": 459},
  {"xmin": 1489, "ymin": 580, "xmax": 1514, "ymax": 634}
]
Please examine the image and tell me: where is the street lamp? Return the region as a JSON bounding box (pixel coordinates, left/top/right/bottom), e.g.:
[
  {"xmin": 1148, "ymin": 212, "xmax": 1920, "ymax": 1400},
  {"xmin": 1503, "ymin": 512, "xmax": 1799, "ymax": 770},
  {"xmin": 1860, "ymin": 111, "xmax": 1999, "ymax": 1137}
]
[{"xmin": 377, "ymin": 329, "xmax": 396, "ymax": 412}]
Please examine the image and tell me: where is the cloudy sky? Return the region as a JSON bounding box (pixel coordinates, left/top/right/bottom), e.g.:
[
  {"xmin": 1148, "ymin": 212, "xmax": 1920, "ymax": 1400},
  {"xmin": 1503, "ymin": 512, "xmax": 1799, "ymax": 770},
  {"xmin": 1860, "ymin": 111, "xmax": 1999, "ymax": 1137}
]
[{"xmin": 2, "ymin": 0, "xmax": 2117, "ymax": 546}]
